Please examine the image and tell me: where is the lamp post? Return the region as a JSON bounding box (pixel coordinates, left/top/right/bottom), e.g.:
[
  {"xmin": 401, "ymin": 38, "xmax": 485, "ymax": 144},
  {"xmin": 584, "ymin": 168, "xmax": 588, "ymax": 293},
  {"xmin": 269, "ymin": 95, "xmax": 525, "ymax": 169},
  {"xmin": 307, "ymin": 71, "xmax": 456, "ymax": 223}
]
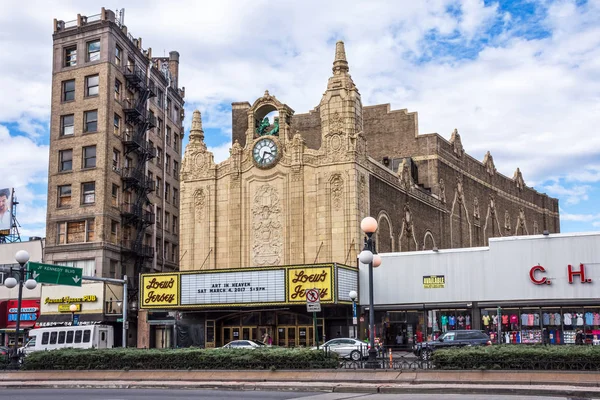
[
  {"xmin": 349, "ymin": 290, "xmax": 358, "ymax": 339},
  {"xmin": 70, "ymin": 304, "xmax": 79, "ymax": 326},
  {"xmin": 4, "ymin": 250, "xmax": 37, "ymax": 369},
  {"xmin": 359, "ymin": 217, "xmax": 382, "ymax": 369}
]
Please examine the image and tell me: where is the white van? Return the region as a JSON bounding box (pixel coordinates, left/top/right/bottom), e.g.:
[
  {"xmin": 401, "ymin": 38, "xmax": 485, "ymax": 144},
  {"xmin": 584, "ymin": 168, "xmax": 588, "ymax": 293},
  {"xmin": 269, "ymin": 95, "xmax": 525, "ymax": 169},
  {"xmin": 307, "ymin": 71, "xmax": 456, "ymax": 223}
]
[{"xmin": 20, "ymin": 325, "xmax": 114, "ymax": 355}]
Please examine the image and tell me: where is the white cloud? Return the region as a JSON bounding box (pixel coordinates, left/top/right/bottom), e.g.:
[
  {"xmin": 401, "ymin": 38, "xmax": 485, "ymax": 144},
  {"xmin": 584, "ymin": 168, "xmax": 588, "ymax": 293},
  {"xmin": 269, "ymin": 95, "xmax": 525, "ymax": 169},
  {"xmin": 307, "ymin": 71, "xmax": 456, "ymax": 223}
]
[
  {"xmin": 208, "ymin": 142, "xmax": 234, "ymax": 164},
  {"xmin": 560, "ymin": 211, "xmax": 600, "ymax": 222},
  {"xmin": 541, "ymin": 182, "xmax": 591, "ymax": 205}
]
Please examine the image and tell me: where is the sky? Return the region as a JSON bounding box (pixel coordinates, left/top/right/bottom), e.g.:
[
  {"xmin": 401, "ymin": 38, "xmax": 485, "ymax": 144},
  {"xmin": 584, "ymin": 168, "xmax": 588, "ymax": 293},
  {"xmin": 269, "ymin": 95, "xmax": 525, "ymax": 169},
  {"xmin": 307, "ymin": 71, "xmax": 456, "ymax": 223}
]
[{"xmin": 0, "ymin": 0, "xmax": 599, "ymax": 239}]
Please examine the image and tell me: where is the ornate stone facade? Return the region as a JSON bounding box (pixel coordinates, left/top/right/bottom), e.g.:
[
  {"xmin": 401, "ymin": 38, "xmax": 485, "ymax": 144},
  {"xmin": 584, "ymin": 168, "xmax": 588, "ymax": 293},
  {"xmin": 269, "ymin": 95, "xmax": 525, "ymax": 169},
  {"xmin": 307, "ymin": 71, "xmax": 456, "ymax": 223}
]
[{"xmin": 179, "ymin": 41, "xmax": 560, "ymax": 271}]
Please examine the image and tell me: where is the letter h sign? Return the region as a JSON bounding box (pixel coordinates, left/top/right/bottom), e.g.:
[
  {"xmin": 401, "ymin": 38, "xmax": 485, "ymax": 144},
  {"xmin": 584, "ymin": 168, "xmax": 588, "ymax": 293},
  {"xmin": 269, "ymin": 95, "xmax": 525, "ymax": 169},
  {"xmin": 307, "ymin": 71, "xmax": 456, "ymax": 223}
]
[{"xmin": 568, "ymin": 264, "xmax": 592, "ymax": 284}]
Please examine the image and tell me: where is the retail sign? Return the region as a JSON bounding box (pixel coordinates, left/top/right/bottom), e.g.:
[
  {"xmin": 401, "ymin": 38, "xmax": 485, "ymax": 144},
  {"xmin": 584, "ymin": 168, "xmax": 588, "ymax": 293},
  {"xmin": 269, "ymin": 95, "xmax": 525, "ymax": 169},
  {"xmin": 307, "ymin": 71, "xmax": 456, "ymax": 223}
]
[
  {"xmin": 287, "ymin": 266, "xmax": 333, "ymax": 302},
  {"xmin": 423, "ymin": 275, "xmax": 445, "ymax": 289},
  {"xmin": 58, "ymin": 304, "xmax": 81, "ymax": 312},
  {"xmin": 7, "ymin": 299, "xmax": 40, "ymax": 327},
  {"xmin": 180, "ymin": 269, "xmax": 285, "ymax": 306},
  {"xmin": 141, "ymin": 274, "xmax": 179, "ymax": 307},
  {"xmin": 45, "ymin": 295, "xmax": 97, "ymax": 304},
  {"xmin": 529, "ymin": 264, "xmax": 592, "ymax": 285},
  {"xmin": 28, "ymin": 262, "xmax": 82, "ymax": 287}
]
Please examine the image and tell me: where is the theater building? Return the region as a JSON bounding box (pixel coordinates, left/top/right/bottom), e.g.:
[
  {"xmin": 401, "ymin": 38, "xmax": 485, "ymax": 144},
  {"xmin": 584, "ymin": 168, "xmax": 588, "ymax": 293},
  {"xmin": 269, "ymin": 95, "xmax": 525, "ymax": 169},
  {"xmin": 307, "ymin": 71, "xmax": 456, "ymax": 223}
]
[
  {"xmin": 137, "ymin": 41, "xmax": 559, "ymax": 348},
  {"xmin": 363, "ymin": 232, "xmax": 600, "ymax": 349}
]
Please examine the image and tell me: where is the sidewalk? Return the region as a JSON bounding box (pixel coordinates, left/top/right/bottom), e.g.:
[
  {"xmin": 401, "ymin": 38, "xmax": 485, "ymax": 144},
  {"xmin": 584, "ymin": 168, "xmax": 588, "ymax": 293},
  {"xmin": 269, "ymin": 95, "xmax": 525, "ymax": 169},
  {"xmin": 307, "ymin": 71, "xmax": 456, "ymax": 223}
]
[{"xmin": 2, "ymin": 370, "xmax": 600, "ymax": 397}]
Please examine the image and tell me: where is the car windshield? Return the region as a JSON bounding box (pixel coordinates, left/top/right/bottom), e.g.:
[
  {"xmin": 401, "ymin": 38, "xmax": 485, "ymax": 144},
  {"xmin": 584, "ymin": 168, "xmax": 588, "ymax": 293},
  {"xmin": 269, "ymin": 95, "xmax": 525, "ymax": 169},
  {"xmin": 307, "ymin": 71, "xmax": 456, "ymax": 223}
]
[
  {"xmin": 252, "ymin": 340, "xmax": 267, "ymax": 346},
  {"xmin": 440, "ymin": 332, "xmax": 456, "ymax": 341}
]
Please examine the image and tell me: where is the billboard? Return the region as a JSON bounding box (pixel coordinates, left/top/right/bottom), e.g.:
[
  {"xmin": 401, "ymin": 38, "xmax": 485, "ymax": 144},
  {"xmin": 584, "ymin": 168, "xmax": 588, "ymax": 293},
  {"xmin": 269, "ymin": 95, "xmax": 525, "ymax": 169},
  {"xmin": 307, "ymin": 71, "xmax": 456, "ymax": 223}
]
[{"xmin": 0, "ymin": 187, "xmax": 12, "ymax": 233}]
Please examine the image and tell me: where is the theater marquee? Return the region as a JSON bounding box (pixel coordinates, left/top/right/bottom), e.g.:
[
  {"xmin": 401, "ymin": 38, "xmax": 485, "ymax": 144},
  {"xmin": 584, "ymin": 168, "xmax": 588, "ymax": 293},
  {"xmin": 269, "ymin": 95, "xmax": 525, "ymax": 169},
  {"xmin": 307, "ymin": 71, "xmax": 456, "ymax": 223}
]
[{"xmin": 139, "ymin": 263, "xmax": 357, "ymax": 309}]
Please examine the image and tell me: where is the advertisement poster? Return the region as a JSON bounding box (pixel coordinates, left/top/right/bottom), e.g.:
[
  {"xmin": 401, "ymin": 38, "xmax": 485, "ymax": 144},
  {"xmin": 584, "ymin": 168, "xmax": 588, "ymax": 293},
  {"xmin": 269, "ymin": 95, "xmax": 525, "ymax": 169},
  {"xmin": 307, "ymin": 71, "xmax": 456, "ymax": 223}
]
[{"xmin": 0, "ymin": 187, "xmax": 12, "ymax": 233}]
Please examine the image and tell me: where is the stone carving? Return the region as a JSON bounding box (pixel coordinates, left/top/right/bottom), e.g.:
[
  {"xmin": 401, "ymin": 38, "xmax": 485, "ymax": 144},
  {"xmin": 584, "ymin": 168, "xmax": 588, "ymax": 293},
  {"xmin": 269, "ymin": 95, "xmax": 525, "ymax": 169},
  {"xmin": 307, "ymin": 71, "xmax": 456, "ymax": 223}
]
[
  {"xmin": 194, "ymin": 188, "xmax": 206, "ymax": 220},
  {"xmin": 402, "ymin": 204, "xmax": 414, "ymax": 238},
  {"xmin": 489, "ymin": 195, "xmax": 496, "ymax": 217},
  {"xmin": 516, "ymin": 207, "xmax": 528, "ymax": 234},
  {"xmin": 230, "ymin": 140, "xmax": 243, "ymax": 178},
  {"xmin": 513, "ymin": 168, "xmax": 525, "ymax": 191},
  {"xmin": 483, "ymin": 151, "xmax": 496, "ymax": 176},
  {"xmin": 504, "ymin": 210, "xmax": 511, "ymax": 232},
  {"xmin": 449, "ymin": 128, "xmax": 464, "ymax": 158},
  {"xmin": 330, "ymin": 174, "xmax": 344, "ymax": 208},
  {"xmin": 181, "ymin": 110, "xmax": 214, "ymax": 181},
  {"xmin": 398, "ymin": 159, "xmax": 413, "ymax": 190},
  {"xmin": 456, "ymin": 175, "xmax": 464, "ymax": 204},
  {"xmin": 358, "ymin": 174, "xmax": 366, "ymax": 216},
  {"xmin": 439, "ymin": 179, "xmax": 447, "ymax": 204},
  {"xmin": 330, "ymin": 111, "xmax": 343, "ymax": 133},
  {"xmin": 251, "ymin": 184, "xmax": 283, "ymax": 266},
  {"xmin": 473, "ymin": 197, "xmax": 480, "ymax": 220},
  {"xmin": 533, "ymin": 220, "xmax": 539, "ymax": 234},
  {"xmin": 289, "ymin": 132, "xmax": 305, "ymax": 165}
]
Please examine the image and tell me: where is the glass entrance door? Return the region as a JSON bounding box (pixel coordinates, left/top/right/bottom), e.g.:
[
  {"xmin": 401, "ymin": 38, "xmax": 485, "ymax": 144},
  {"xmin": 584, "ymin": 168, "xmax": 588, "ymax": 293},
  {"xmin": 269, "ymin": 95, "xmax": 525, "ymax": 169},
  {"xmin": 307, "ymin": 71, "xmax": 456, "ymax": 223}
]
[{"xmin": 298, "ymin": 326, "xmax": 313, "ymax": 347}]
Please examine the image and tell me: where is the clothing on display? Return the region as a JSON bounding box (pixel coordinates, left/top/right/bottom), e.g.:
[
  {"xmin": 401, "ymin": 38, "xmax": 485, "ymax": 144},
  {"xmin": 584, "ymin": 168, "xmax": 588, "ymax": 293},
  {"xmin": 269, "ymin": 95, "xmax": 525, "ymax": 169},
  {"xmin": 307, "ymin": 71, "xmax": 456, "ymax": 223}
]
[
  {"xmin": 510, "ymin": 314, "xmax": 518, "ymax": 324},
  {"xmin": 564, "ymin": 313, "xmax": 572, "ymax": 325},
  {"xmin": 502, "ymin": 315, "xmax": 509, "ymax": 325},
  {"xmin": 482, "ymin": 315, "xmax": 490, "ymax": 326},
  {"xmin": 576, "ymin": 313, "xmax": 584, "ymax": 326}
]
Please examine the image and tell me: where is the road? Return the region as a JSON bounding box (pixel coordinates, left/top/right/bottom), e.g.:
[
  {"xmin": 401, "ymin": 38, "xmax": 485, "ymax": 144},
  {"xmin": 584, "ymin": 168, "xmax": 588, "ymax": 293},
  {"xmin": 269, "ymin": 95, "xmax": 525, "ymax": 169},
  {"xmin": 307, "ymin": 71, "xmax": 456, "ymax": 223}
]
[{"xmin": 0, "ymin": 389, "xmax": 593, "ymax": 400}]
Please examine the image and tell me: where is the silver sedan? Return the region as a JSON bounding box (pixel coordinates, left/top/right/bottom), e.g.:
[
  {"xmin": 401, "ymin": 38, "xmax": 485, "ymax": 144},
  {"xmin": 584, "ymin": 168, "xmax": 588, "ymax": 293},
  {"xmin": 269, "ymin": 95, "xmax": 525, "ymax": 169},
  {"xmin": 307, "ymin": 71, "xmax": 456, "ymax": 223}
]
[{"xmin": 312, "ymin": 338, "xmax": 369, "ymax": 361}]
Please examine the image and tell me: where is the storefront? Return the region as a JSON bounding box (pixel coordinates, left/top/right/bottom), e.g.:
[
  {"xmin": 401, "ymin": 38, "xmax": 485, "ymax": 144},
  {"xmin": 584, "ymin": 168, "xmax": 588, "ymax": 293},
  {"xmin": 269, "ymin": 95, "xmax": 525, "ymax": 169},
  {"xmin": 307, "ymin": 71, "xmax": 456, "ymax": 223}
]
[
  {"xmin": 361, "ymin": 232, "xmax": 600, "ymax": 348},
  {"xmin": 138, "ymin": 263, "xmax": 358, "ymax": 348},
  {"xmin": 0, "ymin": 299, "xmax": 41, "ymax": 347}
]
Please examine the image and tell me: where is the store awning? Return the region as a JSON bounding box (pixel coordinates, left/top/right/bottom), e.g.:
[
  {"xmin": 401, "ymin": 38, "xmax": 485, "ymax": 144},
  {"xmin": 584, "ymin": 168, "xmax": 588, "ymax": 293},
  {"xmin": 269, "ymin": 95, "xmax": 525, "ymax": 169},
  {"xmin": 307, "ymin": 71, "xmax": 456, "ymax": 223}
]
[{"xmin": 34, "ymin": 313, "xmax": 107, "ymax": 328}]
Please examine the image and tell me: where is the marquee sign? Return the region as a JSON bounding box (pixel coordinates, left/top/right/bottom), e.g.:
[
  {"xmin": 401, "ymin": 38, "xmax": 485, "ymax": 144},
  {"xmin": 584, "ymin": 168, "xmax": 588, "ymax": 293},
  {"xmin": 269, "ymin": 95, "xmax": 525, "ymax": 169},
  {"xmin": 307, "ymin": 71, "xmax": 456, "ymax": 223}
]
[{"xmin": 139, "ymin": 264, "xmax": 352, "ymax": 309}]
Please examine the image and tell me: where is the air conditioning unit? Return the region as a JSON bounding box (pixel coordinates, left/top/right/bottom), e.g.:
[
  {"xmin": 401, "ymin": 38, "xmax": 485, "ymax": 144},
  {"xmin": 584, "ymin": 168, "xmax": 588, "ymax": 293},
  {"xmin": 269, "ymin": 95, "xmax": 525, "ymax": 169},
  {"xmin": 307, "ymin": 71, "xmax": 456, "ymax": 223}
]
[{"xmin": 112, "ymin": 166, "xmax": 121, "ymax": 174}]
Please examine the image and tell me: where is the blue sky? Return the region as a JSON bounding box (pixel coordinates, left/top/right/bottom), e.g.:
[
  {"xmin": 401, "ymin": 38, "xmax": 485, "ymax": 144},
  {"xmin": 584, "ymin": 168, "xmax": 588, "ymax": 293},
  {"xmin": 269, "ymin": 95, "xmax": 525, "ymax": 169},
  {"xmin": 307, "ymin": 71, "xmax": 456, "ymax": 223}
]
[{"xmin": 0, "ymin": 0, "xmax": 599, "ymax": 238}]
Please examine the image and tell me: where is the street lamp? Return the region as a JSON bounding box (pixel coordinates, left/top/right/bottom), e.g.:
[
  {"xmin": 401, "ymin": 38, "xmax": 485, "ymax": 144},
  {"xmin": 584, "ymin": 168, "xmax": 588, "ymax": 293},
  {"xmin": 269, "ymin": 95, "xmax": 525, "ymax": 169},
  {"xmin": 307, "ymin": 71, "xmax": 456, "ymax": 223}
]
[
  {"xmin": 349, "ymin": 290, "xmax": 358, "ymax": 339},
  {"xmin": 70, "ymin": 304, "xmax": 78, "ymax": 326},
  {"xmin": 360, "ymin": 216, "xmax": 382, "ymax": 368},
  {"xmin": 4, "ymin": 250, "xmax": 37, "ymax": 368}
]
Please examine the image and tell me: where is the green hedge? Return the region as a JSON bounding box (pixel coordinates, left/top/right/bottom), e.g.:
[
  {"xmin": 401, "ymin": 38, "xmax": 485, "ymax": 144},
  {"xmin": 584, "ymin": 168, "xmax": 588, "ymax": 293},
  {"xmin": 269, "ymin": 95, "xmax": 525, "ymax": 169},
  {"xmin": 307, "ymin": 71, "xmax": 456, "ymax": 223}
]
[
  {"xmin": 432, "ymin": 345, "xmax": 600, "ymax": 370},
  {"xmin": 22, "ymin": 347, "xmax": 339, "ymax": 370}
]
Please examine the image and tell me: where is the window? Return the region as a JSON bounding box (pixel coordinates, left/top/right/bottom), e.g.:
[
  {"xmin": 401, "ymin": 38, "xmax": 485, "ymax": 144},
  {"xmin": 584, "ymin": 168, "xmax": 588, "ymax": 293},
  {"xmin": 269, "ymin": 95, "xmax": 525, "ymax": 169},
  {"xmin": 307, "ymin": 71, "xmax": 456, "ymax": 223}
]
[
  {"xmin": 165, "ymin": 240, "xmax": 170, "ymax": 260},
  {"xmin": 173, "ymin": 160, "xmax": 179, "ymax": 179},
  {"xmin": 82, "ymin": 182, "xmax": 95, "ymax": 204},
  {"xmin": 85, "ymin": 75, "xmax": 99, "ymax": 96},
  {"xmin": 115, "ymin": 45, "xmax": 122, "ymax": 66},
  {"xmin": 156, "ymin": 147, "xmax": 162, "ymax": 166},
  {"xmin": 114, "ymin": 114, "xmax": 121, "ymax": 135},
  {"xmin": 59, "ymin": 149, "xmax": 72, "ymax": 172},
  {"xmin": 58, "ymin": 220, "xmax": 95, "ymax": 244},
  {"xmin": 166, "ymin": 154, "xmax": 171, "ymax": 174},
  {"xmin": 62, "ymin": 79, "xmax": 75, "ymax": 102},
  {"xmin": 165, "ymin": 183, "xmax": 170, "ymax": 202},
  {"xmin": 125, "ymin": 156, "xmax": 132, "ymax": 169},
  {"xmin": 58, "ymin": 185, "xmax": 71, "ymax": 207},
  {"xmin": 157, "ymin": 118, "xmax": 163, "ymax": 138},
  {"xmin": 49, "ymin": 332, "xmax": 57, "ymax": 344},
  {"xmin": 127, "ymin": 57, "xmax": 134, "ymax": 72},
  {"xmin": 148, "ymin": 171, "xmax": 154, "ymax": 184},
  {"xmin": 56, "ymin": 259, "xmax": 94, "ymax": 278},
  {"xmin": 41, "ymin": 332, "xmax": 49, "ymax": 345},
  {"xmin": 114, "ymin": 79, "xmax": 121, "ymax": 101},
  {"xmin": 109, "ymin": 259, "xmax": 119, "ymax": 279},
  {"xmin": 157, "ymin": 89, "xmax": 164, "ymax": 107},
  {"xmin": 166, "ymin": 126, "xmax": 171, "ymax": 147},
  {"xmin": 173, "ymin": 188, "xmax": 178, "ymax": 205},
  {"xmin": 66, "ymin": 331, "xmax": 74, "ymax": 343},
  {"xmin": 111, "ymin": 184, "xmax": 119, "ymax": 207},
  {"xmin": 64, "ymin": 46, "xmax": 77, "ymax": 67},
  {"xmin": 172, "ymin": 216, "xmax": 178, "ymax": 235},
  {"xmin": 110, "ymin": 220, "xmax": 118, "ymax": 244},
  {"xmin": 167, "ymin": 98, "xmax": 172, "ymax": 119},
  {"xmin": 156, "ymin": 207, "xmax": 162, "ymax": 227},
  {"xmin": 61, "ymin": 114, "xmax": 74, "ymax": 136},
  {"xmin": 165, "ymin": 212, "xmax": 170, "ymax": 232},
  {"xmin": 174, "ymin": 133, "xmax": 179, "ymax": 152},
  {"xmin": 174, "ymin": 106, "xmax": 179, "ymax": 123},
  {"xmin": 74, "ymin": 330, "xmax": 82, "ymax": 343},
  {"xmin": 83, "ymin": 145, "xmax": 96, "ymax": 168},
  {"xmin": 87, "ymin": 40, "xmax": 100, "ymax": 62},
  {"xmin": 58, "ymin": 331, "xmax": 66, "ymax": 344},
  {"xmin": 84, "ymin": 110, "xmax": 98, "ymax": 133},
  {"xmin": 156, "ymin": 177, "xmax": 162, "ymax": 198},
  {"xmin": 112, "ymin": 149, "xmax": 120, "ymax": 170}
]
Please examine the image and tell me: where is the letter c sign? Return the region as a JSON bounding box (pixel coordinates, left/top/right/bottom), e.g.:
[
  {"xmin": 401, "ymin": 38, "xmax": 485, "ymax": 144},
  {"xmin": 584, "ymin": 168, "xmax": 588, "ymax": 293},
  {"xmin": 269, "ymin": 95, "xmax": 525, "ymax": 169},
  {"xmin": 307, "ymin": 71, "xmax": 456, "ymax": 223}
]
[{"xmin": 530, "ymin": 265, "xmax": 551, "ymax": 285}]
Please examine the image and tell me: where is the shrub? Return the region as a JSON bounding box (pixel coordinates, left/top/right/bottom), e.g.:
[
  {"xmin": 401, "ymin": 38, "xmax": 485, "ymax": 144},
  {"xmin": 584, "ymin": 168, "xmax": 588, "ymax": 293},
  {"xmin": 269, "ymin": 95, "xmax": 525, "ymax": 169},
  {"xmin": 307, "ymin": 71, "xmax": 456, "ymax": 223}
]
[
  {"xmin": 22, "ymin": 347, "xmax": 339, "ymax": 371},
  {"xmin": 432, "ymin": 345, "xmax": 600, "ymax": 370}
]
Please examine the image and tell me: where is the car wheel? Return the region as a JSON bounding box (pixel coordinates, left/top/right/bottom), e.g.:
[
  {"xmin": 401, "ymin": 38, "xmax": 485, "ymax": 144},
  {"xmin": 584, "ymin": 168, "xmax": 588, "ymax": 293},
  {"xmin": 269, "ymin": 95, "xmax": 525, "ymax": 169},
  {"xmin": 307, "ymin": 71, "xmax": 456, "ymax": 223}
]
[
  {"xmin": 420, "ymin": 349, "xmax": 432, "ymax": 361},
  {"xmin": 350, "ymin": 350, "xmax": 361, "ymax": 361}
]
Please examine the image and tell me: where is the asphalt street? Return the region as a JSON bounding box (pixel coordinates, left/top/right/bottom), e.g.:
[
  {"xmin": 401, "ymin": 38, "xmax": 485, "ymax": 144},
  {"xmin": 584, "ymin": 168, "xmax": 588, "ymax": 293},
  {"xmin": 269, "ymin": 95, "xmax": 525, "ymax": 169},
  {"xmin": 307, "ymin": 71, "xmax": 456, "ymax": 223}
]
[{"xmin": 0, "ymin": 390, "xmax": 595, "ymax": 400}]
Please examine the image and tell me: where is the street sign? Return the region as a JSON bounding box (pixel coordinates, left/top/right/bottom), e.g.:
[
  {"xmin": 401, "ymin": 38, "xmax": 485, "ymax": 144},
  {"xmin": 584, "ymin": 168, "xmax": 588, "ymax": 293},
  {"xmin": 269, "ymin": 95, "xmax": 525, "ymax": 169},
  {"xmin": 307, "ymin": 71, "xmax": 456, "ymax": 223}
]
[
  {"xmin": 353, "ymin": 317, "xmax": 358, "ymax": 324},
  {"xmin": 28, "ymin": 262, "xmax": 82, "ymax": 287},
  {"xmin": 307, "ymin": 302, "xmax": 321, "ymax": 312},
  {"xmin": 306, "ymin": 289, "xmax": 320, "ymax": 303},
  {"xmin": 73, "ymin": 314, "xmax": 80, "ymax": 326}
]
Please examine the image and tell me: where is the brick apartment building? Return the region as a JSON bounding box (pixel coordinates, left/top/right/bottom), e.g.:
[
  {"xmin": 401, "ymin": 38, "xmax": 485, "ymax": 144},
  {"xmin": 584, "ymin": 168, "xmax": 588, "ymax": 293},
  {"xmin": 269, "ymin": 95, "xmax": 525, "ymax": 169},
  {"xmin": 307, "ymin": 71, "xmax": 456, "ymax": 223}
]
[{"xmin": 44, "ymin": 8, "xmax": 184, "ymax": 345}]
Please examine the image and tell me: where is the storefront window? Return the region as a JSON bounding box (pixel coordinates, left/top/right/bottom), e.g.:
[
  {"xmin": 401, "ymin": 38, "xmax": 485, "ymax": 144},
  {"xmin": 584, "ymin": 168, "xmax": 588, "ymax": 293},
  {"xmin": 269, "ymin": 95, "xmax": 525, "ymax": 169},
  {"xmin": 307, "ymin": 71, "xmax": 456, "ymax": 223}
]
[
  {"xmin": 520, "ymin": 308, "xmax": 542, "ymax": 344},
  {"xmin": 541, "ymin": 308, "xmax": 562, "ymax": 344},
  {"xmin": 481, "ymin": 308, "xmax": 500, "ymax": 343},
  {"xmin": 584, "ymin": 308, "xmax": 600, "ymax": 345},
  {"xmin": 563, "ymin": 308, "xmax": 584, "ymax": 344},
  {"xmin": 500, "ymin": 308, "xmax": 520, "ymax": 343}
]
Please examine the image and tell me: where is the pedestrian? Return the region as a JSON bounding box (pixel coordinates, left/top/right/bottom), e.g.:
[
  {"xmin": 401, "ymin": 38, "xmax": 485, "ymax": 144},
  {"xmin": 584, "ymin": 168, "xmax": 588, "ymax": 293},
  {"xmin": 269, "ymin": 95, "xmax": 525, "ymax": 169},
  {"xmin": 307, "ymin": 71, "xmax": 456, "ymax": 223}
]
[{"xmin": 576, "ymin": 330, "xmax": 584, "ymax": 345}]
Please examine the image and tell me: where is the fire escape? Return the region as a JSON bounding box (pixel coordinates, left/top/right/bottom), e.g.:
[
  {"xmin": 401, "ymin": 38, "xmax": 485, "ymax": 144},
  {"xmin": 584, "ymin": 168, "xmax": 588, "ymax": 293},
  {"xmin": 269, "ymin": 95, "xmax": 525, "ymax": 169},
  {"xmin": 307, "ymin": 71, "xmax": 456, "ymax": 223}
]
[{"xmin": 120, "ymin": 63, "xmax": 157, "ymax": 277}]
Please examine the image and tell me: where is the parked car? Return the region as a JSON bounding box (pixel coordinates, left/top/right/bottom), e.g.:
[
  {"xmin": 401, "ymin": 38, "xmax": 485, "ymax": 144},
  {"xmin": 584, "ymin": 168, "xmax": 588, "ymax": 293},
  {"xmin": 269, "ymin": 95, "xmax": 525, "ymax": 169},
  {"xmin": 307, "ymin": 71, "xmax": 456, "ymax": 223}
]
[
  {"xmin": 0, "ymin": 346, "xmax": 10, "ymax": 363},
  {"xmin": 311, "ymin": 338, "xmax": 369, "ymax": 361},
  {"xmin": 221, "ymin": 340, "xmax": 267, "ymax": 349},
  {"xmin": 413, "ymin": 330, "xmax": 492, "ymax": 360}
]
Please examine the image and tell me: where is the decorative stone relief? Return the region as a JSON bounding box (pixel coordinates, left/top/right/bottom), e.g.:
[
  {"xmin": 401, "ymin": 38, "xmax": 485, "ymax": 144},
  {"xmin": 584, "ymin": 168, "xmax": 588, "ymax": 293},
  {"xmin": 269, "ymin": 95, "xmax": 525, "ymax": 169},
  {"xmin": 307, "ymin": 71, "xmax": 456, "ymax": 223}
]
[
  {"xmin": 439, "ymin": 179, "xmax": 447, "ymax": 204},
  {"xmin": 230, "ymin": 140, "xmax": 243, "ymax": 179},
  {"xmin": 289, "ymin": 132, "xmax": 305, "ymax": 165},
  {"xmin": 402, "ymin": 204, "xmax": 414, "ymax": 238},
  {"xmin": 330, "ymin": 174, "xmax": 344, "ymax": 208},
  {"xmin": 489, "ymin": 195, "xmax": 496, "ymax": 217},
  {"xmin": 449, "ymin": 128, "xmax": 464, "ymax": 158},
  {"xmin": 483, "ymin": 151, "xmax": 496, "ymax": 176},
  {"xmin": 473, "ymin": 197, "xmax": 480, "ymax": 220},
  {"xmin": 398, "ymin": 159, "xmax": 413, "ymax": 190},
  {"xmin": 194, "ymin": 188, "xmax": 206, "ymax": 220},
  {"xmin": 330, "ymin": 111, "xmax": 343, "ymax": 133},
  {"xmin": 533, "ymin": 220, "xmax": 539, "ymax": 234},
  {"xmin": 358, "ymin": 174, "xmax": 366, "ymax": 216},
  {"xmin": 513, "ymin": 168, "xmax": 525, "ymax": 191},
  {"xmin": 504, "ymin": 210, "xmax": 511, "ymax": 232},
  {"xmin": 516, "ymin": 207, "xmax": 528, "ymax": 234},
  {"xmin": 456, "ymin": 175, "xmax": 464, "ymax": 204},
  {"xmin": 251, "ymin": 184, "xmax": 283, "ymax": 266}
]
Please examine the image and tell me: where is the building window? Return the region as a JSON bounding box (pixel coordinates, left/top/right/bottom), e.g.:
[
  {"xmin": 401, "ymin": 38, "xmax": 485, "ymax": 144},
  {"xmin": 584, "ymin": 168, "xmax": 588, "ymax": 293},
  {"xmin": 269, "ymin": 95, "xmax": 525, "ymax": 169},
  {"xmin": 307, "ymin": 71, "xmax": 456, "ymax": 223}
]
[
  {"xmin": 173, "ymin": 160, "xmax": 179, "ymax": 179},
  {"xmin": 125, "ymin": 156, "xmax": 132, "ymax": 168},
  {"xmin": 64, "ymin": 46, "xmax": 77, "ymax": 67},
  {"xmin": 165, "ymin": 154, "xmax": 171, "ymax": 175},
  {"xmin": 165, "ymin": 183, "xmax": 170, "ymax": 202},
  {"xmin": 58, "ymin": 185, "xmax": 71, "ymax": 207},
  {"xmin": 83, "ymin": 110, "xmax": 98, "ymax": 133},
  {"xmin": 57, "ymin": 219, "xmax": 95, "ymax": 244},
  {"xmin": 172, "ymin": 244, "xmax": 178, "ymax": 262},
  {"xmin": 156, "ymin": 177, "xmax": 162, "ymax": 198},
  {"xmin": 55, "ymin": 259, "xmax": 95, "ymax": 276},
  {"xmin": 62, "ymin": 80, "xmax": 75, "ymax": 102},
  {"xmin": 172, "ymin": 216, "xmax": 178, "ymax": 235},
  {"xmin": 156, "ymin": 207, "xmax": 162, "ymax": 227},
  {"xmin": 111, "ymin": 183, "xmax": 119, "ymax": 207},
  {"xmin": 166, "ymin": 126, "xmax": 171, "ymax": 147},
  {"xmin": 114, "ymin": 79, "xmax": 121, "ymax": 101},
  {"xmin": 83, "ymin": 146, "xmax": 96, "ymax": 168},
  {"xmin": 87, "ymin": 40, "xmax": 100, "ymax": 62},
  {"xmin": 164, "ymin": 240, "xmax": 170, "ymax": 261},
  {"xmin": 127, "ymin": 57, "xmax": 134, "ymax": 72},
  {"xmin": 110, "ymin": 220, "xmax": 119, "ymax": 244},
  {"xmin": 157, "ymin": 89, "xmax": 164, "ymax": 107},
  {"xmin": 115, "ymin": 45, "xmax": 122, "ymax": 66},
  {"xmin": 173, "ymin": 188, "xmax": 178, "ymax": 205},
  {"xmin": 165, "ymin": 212, "xmax": 170, "ymax": 232},
  {"xmin": 85, "ymin": 75, "xmax": 99, "ymax": 96},
  {"xmin": 114, "ymin": 114, "xmax": 121, "ymax": 135},
  {"xmin": 59, "ymin": 149, "xmax": 72, "ymax": 172},
  {"xmin": 82, "ymin": 182, "xmax": 95, "ymax": 204},
  {"xmin": 167, "ymin": 98, "xmax": 172, "ymax": 119},
  {"xmin": 61, "ymin": 114, "xmax": 74, "ymax": 136},
  {"xmin": 174, "ymin": 106, "xmax": 179, "ymax": 123},
  {"xmin": 109, "ymin": 259, "xmax": 119, "ymax": 279},
  {"xmin": 112, "ymin": 149, "xmax": 120, "ymax": 170},
  {"xmin": 156, "ymin": 147, "xmax": 162, "ymax": 166},
  {"xmin": 174, "ymin": 133, "xmax": 179, "ymax": 152},
  {"xmin": 157, "ymin": 118, "xmax": 163, "ymax": 138}
]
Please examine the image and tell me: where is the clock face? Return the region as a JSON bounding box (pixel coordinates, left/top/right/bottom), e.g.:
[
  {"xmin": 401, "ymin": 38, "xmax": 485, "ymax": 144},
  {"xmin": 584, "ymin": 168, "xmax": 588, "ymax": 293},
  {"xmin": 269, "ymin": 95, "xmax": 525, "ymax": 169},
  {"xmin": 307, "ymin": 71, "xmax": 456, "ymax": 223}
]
[{"xmin": 253, "ymin": 138, "xmax": 278, "ymax": 168}]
